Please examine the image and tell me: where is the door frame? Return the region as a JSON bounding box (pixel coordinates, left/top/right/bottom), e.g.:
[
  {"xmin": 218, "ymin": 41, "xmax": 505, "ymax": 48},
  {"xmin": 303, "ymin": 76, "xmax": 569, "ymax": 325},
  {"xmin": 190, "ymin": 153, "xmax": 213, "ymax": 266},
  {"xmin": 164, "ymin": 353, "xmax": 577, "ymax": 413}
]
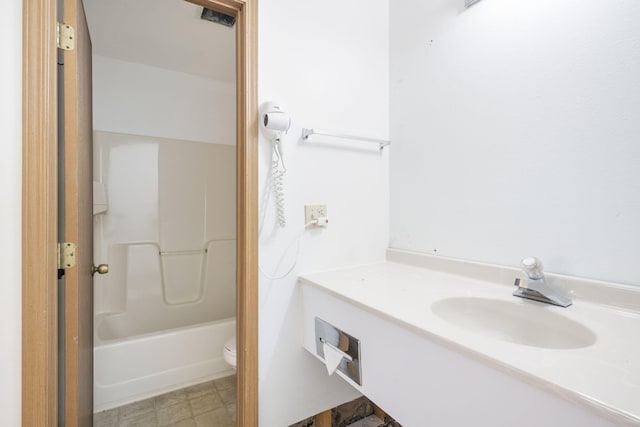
[{"xmin": 21, "ymin": 0, "xmax": 259, "ymax": 425}]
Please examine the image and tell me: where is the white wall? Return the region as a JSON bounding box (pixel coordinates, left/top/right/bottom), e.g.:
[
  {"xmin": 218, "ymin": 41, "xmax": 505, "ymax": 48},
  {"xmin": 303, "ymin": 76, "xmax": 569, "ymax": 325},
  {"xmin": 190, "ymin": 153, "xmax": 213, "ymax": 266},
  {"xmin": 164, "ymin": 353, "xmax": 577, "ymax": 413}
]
[
  {"xmin": 390, "ymin": 0, "xmax": 640, "ymax": 286},
  {"xmin": 258, "ymin": 0, "xmax": 390, "ymax": 425},
  {"xmin": 93, "ymin": 55, "xmax": 236, "ymax": 145},
  {"xmin": 0, "ymin": 0, "xmax": 22, "ymax": 425}
]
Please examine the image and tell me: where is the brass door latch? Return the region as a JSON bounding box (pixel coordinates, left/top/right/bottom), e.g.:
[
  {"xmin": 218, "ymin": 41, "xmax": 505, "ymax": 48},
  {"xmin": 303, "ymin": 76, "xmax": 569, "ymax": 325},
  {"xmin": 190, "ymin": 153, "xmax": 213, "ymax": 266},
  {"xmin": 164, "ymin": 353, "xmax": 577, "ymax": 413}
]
[{"xmin": 92, "ymin": 264, "xmax": 109, "ymax": 276}]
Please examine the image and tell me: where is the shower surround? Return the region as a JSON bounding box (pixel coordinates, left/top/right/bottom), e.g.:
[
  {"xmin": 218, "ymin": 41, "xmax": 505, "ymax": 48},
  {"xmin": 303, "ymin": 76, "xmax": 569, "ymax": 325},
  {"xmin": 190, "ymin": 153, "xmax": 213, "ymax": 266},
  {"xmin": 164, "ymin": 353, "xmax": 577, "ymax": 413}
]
[{"xmin": 93, "ymin": 131, "xmax": 236, "ymax": 410}]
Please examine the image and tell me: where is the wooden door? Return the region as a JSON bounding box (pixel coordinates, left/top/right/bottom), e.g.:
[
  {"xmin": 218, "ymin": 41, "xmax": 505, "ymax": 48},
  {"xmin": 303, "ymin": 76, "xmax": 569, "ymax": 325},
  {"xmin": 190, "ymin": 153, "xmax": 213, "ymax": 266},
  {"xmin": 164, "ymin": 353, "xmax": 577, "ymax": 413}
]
[{"xmin": 62, "ymin": 0, "xmax": 94, "ymax": 424}]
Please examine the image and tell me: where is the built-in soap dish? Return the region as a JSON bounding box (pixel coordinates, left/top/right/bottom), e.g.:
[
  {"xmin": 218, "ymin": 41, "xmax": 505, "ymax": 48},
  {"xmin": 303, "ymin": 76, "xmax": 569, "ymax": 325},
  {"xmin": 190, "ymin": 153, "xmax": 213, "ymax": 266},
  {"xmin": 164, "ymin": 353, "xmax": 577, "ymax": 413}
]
[{"xmin": 315, "ymin": 317, "xmax": 362, "ymax": 385}]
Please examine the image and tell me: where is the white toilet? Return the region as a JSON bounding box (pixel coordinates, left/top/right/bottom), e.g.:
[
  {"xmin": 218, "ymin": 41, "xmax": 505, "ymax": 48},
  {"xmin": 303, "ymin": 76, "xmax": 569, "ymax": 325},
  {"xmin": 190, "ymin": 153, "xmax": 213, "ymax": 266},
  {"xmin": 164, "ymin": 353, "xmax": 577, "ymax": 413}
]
[{"xmin": 223, "ymin": 336, "xmax": 237, "ymax": 369}]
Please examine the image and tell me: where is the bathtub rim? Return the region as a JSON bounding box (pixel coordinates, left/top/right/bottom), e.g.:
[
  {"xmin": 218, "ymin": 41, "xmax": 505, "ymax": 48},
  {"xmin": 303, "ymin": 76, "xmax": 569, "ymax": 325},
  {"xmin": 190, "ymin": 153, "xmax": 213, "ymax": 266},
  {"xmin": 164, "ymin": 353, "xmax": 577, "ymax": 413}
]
[{"xmin": 94, "ymin": 315, "xmax": 236, "ymax": 347}]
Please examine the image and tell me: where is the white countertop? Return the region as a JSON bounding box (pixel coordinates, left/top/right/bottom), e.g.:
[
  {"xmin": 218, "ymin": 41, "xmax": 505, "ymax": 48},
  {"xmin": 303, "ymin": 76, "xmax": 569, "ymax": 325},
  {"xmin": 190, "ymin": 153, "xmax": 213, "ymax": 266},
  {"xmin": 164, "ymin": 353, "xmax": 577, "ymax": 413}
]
[{"xmin": 299, "ymin": 249, "xmax": 640, "ymax": 426}]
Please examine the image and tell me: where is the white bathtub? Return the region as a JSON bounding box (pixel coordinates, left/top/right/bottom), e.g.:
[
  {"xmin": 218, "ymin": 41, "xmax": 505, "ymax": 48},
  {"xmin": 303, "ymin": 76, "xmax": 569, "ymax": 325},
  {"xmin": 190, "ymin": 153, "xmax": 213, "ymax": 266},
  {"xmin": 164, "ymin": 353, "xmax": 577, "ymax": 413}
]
[{"xmin": 94, "ymin": 317, "xmax": 236, "ymax": 412}]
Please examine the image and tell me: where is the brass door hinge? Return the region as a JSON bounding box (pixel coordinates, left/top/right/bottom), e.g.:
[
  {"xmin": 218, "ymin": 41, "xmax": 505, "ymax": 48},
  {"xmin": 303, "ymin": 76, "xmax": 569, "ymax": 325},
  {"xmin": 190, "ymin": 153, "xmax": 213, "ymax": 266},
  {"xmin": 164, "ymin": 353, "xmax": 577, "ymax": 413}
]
[
  {"xmin": 57, "ymin": 22, "xmax": 75, "ymax": 51},
  {"xmin": 57, "ymin": 242, "xmax": 77, "ymax": 270}
]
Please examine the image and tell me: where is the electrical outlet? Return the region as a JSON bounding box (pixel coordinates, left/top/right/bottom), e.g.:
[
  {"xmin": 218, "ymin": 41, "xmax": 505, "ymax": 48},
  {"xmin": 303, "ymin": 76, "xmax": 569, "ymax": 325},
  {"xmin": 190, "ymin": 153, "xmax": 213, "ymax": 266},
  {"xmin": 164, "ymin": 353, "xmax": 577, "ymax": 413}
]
[{"xmin": 305, "ymin": 204, "xmax": 327, "ymax": 225}]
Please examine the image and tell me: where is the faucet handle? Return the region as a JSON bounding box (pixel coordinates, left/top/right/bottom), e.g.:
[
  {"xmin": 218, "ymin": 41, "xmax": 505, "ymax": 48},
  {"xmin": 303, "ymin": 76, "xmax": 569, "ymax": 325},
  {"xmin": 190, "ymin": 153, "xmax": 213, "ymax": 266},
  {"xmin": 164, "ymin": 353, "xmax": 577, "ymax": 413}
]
[{"xmin": 521, "ymin": 256, "xmax": 544, "ymax": 280}]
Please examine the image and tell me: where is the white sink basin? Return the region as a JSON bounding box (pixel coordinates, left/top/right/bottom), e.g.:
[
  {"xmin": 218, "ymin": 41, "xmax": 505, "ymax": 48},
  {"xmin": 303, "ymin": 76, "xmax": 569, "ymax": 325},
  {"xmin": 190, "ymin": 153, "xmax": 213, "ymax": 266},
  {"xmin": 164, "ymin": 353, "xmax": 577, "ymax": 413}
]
[{"xmin": 431, "ymin": 297, "xmax": 596, "ymax": 349}]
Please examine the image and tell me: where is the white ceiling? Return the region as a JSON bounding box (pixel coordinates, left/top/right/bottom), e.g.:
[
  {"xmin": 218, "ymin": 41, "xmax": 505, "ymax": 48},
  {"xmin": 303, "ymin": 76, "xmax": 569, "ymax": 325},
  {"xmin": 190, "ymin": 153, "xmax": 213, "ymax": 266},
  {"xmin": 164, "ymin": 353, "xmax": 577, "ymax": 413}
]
[{"xmin": 83, "ymin": 0, "xmax": 236, "ymax": 82}]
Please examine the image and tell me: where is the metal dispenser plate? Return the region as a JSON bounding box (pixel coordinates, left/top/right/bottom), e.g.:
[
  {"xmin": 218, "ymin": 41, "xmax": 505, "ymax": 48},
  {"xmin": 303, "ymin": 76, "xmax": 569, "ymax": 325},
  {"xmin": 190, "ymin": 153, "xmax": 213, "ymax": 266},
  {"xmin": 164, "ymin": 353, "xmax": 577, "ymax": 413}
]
[{"xmin": 315, "ymin": 317, "xmax": 362, "ymax": 385}]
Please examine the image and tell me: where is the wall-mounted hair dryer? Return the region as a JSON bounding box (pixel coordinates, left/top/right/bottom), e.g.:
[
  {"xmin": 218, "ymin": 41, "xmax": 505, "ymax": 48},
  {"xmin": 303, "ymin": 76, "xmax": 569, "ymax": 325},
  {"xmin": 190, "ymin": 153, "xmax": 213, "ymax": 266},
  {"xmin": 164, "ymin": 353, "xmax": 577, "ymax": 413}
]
[
  {"xmin": 260, "ymin": 102, "xmax": 291, "ymax": 142},
  {"xmin": 259, "ymin": 102, "xmax": 291, "ymax": 228}
]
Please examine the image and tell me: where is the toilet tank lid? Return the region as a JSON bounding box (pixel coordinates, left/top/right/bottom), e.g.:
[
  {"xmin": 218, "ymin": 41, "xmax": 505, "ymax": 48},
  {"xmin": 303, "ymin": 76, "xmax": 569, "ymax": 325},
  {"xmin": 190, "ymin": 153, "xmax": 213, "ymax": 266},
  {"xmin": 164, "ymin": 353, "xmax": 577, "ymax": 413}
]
[{"xmin": 224, "ymin": 336, "xmax": 236, "ymax": 354}]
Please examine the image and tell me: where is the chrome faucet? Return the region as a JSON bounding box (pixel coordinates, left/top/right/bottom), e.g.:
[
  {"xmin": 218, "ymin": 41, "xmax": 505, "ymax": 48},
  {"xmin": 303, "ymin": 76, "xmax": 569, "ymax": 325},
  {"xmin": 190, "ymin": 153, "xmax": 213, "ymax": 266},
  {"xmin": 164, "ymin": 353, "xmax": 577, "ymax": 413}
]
[{"xmin": 513, "ymin": 257, "xmax": 572, "ymax": 307}]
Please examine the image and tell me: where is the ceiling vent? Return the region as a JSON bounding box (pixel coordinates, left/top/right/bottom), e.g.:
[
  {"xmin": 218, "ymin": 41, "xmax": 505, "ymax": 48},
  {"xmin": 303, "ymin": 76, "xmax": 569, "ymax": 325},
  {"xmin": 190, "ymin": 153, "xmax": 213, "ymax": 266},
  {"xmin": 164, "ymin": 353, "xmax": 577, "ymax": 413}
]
[{"xmin": 201, "ymin": 8, "xmax": 236, "ymax": 27}]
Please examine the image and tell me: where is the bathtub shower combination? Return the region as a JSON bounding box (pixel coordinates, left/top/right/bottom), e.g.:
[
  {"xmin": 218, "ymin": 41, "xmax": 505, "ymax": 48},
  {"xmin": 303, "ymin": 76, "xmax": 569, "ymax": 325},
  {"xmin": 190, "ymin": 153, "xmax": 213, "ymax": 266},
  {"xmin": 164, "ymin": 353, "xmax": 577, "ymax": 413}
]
[{"xmin": 93, "ymin": 131, "xmax": 237, "ymax": 411}]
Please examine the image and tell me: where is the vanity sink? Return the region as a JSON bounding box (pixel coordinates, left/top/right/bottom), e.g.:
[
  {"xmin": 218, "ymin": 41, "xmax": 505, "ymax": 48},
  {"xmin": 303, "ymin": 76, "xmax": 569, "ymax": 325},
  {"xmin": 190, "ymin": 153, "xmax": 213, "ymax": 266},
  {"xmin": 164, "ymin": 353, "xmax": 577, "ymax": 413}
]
[
  {"xmin": 302, "ymin": 252, "xmax": 640, "ymax": 426},
  {"xmin": 431, "ymin": 297, "xmax": 596, "ymax": 349}
]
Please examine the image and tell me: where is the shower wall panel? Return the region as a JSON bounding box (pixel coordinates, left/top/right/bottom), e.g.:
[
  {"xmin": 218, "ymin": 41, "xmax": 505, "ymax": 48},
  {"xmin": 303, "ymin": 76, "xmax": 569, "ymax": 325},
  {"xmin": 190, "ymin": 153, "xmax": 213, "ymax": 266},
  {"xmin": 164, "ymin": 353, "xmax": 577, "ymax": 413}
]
[{"xmin": 93, "ymin": 131, "xmax": 236, "ymax": 341}]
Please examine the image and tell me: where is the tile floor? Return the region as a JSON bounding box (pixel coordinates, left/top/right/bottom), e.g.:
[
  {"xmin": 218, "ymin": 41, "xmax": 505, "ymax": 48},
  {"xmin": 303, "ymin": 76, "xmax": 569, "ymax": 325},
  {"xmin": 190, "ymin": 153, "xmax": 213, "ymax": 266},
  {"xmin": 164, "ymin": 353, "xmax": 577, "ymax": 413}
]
[{"xmin": 94, "ymin": 375, "xmax": 236, "ymax": 427}]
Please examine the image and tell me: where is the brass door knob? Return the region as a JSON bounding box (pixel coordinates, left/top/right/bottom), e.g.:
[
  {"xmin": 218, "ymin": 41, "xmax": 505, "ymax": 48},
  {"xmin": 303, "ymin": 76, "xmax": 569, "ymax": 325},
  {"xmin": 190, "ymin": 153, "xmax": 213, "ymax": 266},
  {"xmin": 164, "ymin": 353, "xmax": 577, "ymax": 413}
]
[{"xmin": 92, "ymin": 264, "xmax": 109, "ymax": 276}]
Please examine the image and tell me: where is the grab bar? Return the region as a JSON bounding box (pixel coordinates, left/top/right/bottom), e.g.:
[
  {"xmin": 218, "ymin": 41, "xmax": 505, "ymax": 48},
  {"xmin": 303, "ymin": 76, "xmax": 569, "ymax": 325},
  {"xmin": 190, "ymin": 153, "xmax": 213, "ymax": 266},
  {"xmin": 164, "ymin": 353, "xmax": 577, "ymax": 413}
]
[
  {"xmin": 159, "ymin": 238, "xmax": 236, "ymax": 256},
  {"xmin": 302, "ymin": 128, "xmax": 390, "ymax": 150},
  {"xmin": 159, "ymin": 249, "xmax": 206, "ymax": 256}
]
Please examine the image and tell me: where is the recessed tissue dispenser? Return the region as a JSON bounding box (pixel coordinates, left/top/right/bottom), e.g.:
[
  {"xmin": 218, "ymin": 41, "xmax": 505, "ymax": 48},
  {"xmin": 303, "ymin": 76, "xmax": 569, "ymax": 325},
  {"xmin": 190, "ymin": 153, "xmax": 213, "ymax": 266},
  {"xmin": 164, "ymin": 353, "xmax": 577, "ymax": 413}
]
[{"xmin": 315, "ymin": 317, "xmax": 362, "ymax": 385}]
